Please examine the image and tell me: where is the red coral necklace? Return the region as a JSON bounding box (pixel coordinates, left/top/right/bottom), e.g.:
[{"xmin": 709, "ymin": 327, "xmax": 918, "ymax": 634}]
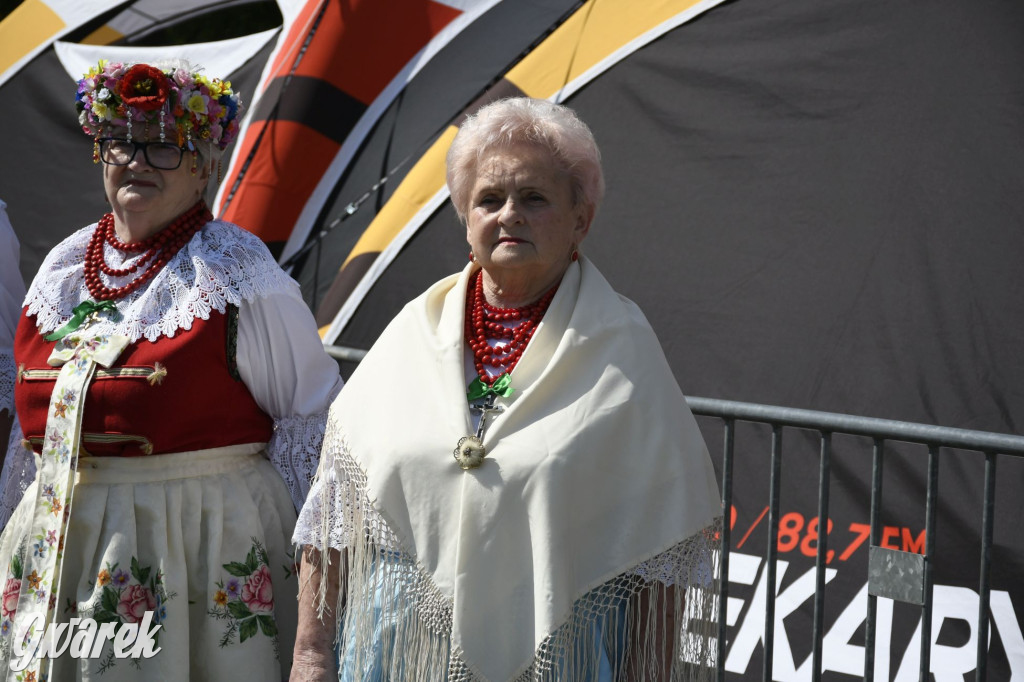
[
  {"xmin": 84, "ymin": 201, "xmax": 211, "ymax": 301},
  {"xmin": 464, "ymin": 269, "xmax": 558, "ymax": 386}
]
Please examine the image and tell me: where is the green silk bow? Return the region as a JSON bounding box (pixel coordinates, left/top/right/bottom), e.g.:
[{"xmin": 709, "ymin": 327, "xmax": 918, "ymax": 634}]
[
  {"xmin": 44, "ymin": 300, "xmax": 120, "ymax": 341},
  {"xmin": 467, "ymin": 373, "xmax": 514, "ymax": 401}
]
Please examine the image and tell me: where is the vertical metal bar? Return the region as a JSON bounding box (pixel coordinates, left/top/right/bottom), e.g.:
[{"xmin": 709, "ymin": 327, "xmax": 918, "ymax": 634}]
[
  {"xmin": 920, "ymin": 445, "xmax": 940, "ymax": 681},
  {"xmin": 811, "ymin": 432, "xmax": 832, "ymax": 681},
  {"xmin": 717, "ymin": 419, "xmax": 735, "ymax": 682},
  {"xmin": 763, "ymin": 425, "xmax": 783, "ymax": 682},
  {"xmin": 864, "ymin": 438, "xmax": 884, "ymax": 682},
  {"xmin": 975, "ymin": 452, "xmax": 997, "ymax": 682}
]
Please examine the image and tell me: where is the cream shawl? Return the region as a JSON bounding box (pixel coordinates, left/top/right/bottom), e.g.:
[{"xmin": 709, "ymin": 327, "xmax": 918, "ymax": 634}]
[{"xmin": 300, "ymin": 257, "xmax": 722, "ymax": 681}]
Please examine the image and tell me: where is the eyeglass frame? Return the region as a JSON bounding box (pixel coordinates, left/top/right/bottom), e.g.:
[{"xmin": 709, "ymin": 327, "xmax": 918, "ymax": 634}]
[{"xmin": 96, "ymin": 137, "xmax": 193, "ymax": 171}]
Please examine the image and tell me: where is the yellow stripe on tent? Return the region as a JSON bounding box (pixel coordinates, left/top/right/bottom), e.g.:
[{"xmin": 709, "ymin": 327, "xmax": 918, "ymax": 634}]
[
  {"xmin": 81, "ymin": 24, "xmax": 126, "ymax": 46},
  {"xmin": 0, "ymin": 0, "xmax": 66, "ymax": 75},
  {"xmin": 505, "ymin": 0, "xmax": 705, "ymax": 96},
  {"xmin": 339, "ymin": 126, "xmax": 459, "ymax": 268}
]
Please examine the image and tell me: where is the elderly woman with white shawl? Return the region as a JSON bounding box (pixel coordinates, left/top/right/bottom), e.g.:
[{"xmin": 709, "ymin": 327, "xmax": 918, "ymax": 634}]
[{"xmin": 291, "ymin": 98, "xmax": 722, "ymax": 682}]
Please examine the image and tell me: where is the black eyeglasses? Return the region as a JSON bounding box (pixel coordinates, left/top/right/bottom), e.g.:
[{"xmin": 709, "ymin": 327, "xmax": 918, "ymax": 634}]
[{"xmin": 97, "ymin": 138, "xmax": 188, "ymax": 170}]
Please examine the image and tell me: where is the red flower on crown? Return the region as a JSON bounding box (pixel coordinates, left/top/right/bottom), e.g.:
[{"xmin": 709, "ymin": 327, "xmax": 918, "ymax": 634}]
[{"xmin": 119, "ymin": 64, "xmax": 170, "ymax": 112}]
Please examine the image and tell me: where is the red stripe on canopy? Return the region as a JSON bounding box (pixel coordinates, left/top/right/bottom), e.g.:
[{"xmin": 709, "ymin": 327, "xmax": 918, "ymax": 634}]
[{"xmin": 221, "ymin": 0, "xmax": 463, "ymax": 246}]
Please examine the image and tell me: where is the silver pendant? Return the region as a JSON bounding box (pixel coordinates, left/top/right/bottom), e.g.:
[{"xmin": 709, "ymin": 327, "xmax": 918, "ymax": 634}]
[
  {"xmin": 454, "ymin": 435, "xmax": 486, "ymax": 470},
  {"xmin": 455, "ymin": 394, "xmax": 504, "ymax": 470}
]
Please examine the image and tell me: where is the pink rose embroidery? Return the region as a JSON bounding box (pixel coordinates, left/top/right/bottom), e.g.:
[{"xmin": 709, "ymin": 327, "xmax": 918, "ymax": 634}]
[
  {"xmin": 2, "ymin": 578, "xmax": 20, "ymax": 619},
  {"xmin": 116, "ymin": 584, "xmax": 156, "ymax": 623},
  {"xmin": 240, "ymin": 564, "xmax": 274, "ymax": 614}
]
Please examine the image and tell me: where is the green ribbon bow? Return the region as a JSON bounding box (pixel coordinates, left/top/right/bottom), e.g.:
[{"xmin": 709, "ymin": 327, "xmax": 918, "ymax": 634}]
[
  {"xmin": 44, "ymin": 300, "xmax": 120, "ymax": 341},
  {"xmin": 467, "ymin": 373, "xmax": 515, "ymax": 402}
]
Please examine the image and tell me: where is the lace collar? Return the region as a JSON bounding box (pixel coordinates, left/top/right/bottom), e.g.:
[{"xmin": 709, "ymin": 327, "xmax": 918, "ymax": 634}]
[{"xmin": 24, "ymin": 219, "xmax": 298, "ymax": 343}]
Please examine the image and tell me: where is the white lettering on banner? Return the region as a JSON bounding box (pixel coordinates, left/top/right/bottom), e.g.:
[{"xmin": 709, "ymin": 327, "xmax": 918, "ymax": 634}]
[
  {"xmin": 893, "ymin": 586, "xmax": 979, "ymax": 682},
  {"xmin": 9, "ymin": 612, "xmax": 162, "ymax": 672},
  {"xmin": 721, "ymin": 551, "xmax": 1024, "ymax": 680},
  {"xmin": 991, "ymin": 591, "xmax": 1024, "ymax": 680},
  {"xmin": 727, "ymin": 552, "xmax": 762, "ymax": 627},
  {"xmin": 724, "ymin": 556, "xmax": 839, "ymax": 675}
]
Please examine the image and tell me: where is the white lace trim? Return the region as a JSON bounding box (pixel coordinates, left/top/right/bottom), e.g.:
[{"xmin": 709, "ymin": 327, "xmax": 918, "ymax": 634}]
[
  {"xmin": 268, "ymin": 408, "xmax": 332, "ymax": 513},
  {"xmin": 23, "ymin": 219, "xmax": 298, "ymax": 343},
  {"xmin": 0, "ymin": 350, "xmax": 13, "ymax": 414},
  {"xmin": 293, "ymin": 418, "xmax": 386, "ymax": 552},
  {"xmin": 0, "ymin": 415, "xmax": 34, "ymax": 531}
]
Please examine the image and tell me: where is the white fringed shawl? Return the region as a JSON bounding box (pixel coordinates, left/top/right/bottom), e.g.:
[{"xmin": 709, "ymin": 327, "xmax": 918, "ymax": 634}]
[{"xmin": 296, "ymin": 258, "xmax": 722, "ymax": 681}]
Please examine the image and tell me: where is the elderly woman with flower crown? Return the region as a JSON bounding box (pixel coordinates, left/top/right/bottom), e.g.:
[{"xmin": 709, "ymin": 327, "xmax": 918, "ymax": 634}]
[
  {"xmin": 290, "ymin": 97, "xmax": 721, "ymax": 682},
  {"xmin": 0, "ymin": 60, "xmax": 342, "ymax": 680}
]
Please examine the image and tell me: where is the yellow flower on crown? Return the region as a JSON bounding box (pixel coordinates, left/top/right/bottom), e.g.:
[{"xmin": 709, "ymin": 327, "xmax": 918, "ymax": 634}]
[
  {"xmin": 91, "ymin": 100, "xmax": 110, "ymax": 120},
  {"xmin": 187, "ymin": 93, "xmax": 208, "ymax": 115}
]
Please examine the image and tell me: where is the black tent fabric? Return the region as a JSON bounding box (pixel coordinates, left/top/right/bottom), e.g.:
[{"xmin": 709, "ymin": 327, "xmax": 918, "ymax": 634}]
[{"xmin": 315, "ymin": 0, "xmax": 1024, "ymax": 677}]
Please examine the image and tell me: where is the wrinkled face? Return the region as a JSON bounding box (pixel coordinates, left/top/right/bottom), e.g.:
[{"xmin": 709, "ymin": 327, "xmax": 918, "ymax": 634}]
[
  {"xmin": 101, "ymin": 126, "xmax": 208, "ymax": 232},
  {"xmin": 466, "ymin": 143, "xmax": 589, "ymax": 288}
]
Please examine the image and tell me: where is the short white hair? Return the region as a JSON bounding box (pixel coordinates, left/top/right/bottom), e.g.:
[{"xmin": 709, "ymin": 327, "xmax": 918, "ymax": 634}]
[{"xmin": 446, "ymin": 98, "xmax": 605, "ymax": 222}]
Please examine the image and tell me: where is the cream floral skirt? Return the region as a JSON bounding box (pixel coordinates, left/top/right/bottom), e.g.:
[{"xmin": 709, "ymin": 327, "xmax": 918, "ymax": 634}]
[{"xmin": 0, "ymin": 444, "xmax": 297, "ymax": 681}]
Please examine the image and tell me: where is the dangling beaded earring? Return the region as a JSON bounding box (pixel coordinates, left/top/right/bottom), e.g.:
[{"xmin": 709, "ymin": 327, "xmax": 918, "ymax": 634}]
[
  {"xmin": 469, "ymin": 251, "xmax": 476, "ymax": 262},
  {"xmin": 570, "ymin": 248, "xmax": 579, "ymax": 262},
  {"xmin": 126, "ymin": 115, "xmax": 133, "ymax": 143},
  {"xmin": 92, "ymin": 136, "xmax": 101, "ymax": 164},
  {"xmin": 217, "ymin": 160, "xmax": 223, "ymax": 184},
  {"xmin": 188, "ymin": 131, "xmax": 197, "ymax": 175}
]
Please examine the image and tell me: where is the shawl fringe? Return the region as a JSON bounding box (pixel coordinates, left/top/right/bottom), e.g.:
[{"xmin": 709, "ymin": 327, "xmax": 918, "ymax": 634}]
[{"xmin": 298, "ymin": 420, "xmax": 722, "ymax": 682}]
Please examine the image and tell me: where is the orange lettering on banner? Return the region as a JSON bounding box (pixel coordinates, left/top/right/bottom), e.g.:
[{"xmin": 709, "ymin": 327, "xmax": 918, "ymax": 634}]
[
  {"xmin": 903, "ymin": 527, "xmax": 926, "ymax": 554},
  {"xmin": 880, "ymin": 525, "xmax": 901, "ymax": 550}
]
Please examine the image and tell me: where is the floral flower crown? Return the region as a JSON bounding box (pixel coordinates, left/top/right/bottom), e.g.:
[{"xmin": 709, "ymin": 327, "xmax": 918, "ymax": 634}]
[{"xmin": 75, "ymin": 60, "xmax": 243, "ymax": 152}]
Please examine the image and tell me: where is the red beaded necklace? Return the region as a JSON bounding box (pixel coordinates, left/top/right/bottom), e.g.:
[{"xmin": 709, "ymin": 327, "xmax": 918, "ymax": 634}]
[
  {"xmin": 84, "ymin": 201, "xmax": 211, "ymax": 301},
  {"xmin": 464, "ymin": 269, "xmax": 558, "ymax": 385}
]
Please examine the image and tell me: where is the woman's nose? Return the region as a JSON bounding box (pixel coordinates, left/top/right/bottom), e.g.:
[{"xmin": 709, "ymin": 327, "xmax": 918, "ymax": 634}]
[
  {"xmin": 498, "ymin": 197, "xmax": 523, "ymax": 225},
  {"xmin": 127, "ymin": 148, "xmax": 153, "ymax": 170}
]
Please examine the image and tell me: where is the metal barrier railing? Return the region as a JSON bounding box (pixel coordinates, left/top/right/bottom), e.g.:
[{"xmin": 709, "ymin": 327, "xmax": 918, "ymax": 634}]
[
  {"xmin": 687, "ymin": 396, "xmax": 1024, "ymax": 682},
  {"xmin": 324, "ymin": 344, "xmax": 1024, "ymax": 680}
]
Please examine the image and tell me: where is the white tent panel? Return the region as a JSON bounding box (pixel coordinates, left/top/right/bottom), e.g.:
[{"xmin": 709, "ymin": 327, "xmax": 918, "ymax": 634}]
[{"xmin": 53, "ymin": 29, "xmax": 281, "ymax": 84}]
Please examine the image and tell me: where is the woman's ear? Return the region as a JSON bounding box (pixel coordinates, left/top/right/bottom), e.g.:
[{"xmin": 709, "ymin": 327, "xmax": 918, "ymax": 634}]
[{"xmin": 575, "ymin": 205, "xmax": 594, "ymax": 239}]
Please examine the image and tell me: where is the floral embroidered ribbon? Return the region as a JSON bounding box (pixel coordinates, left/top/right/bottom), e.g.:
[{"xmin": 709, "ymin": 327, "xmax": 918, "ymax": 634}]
[
  {"xmin": 10, "ymin": 331, "xmax": 129, "ymax": 680},
  {"xmin": 43, "ymin": 300, "xmax": 120, "ymax": 342},
  {"xmin": 466, "ymin": 373, "xmax": 514, "ymax": 402}
]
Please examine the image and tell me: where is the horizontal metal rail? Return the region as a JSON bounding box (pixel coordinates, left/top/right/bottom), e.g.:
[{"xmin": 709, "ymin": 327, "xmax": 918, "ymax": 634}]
[
  {"xmin": 685, "ymin": 396, "xmax": 1024, "ymax": 455},
  {"xmin": 324, "ymin": 344, "xmax": 369, "ymax": 363}
]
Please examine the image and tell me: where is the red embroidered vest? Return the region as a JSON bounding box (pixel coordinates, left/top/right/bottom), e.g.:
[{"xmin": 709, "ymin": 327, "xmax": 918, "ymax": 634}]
[{"xmin": 14, "ymin": 309, "xmax": 273, "ymax": 457}]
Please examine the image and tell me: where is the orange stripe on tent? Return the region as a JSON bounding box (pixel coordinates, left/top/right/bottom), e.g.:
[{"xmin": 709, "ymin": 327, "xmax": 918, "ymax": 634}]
[
  {"xmin": 222, "ymin": 0, "xmax": 463, "ymax": 246},
  {"xmin": 223, "ymin": 121, "xmax": 340, "ymax": 244},
  {"xmin": 286, "ymin": 0, "xmax": 461, "ymax": 104}
]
